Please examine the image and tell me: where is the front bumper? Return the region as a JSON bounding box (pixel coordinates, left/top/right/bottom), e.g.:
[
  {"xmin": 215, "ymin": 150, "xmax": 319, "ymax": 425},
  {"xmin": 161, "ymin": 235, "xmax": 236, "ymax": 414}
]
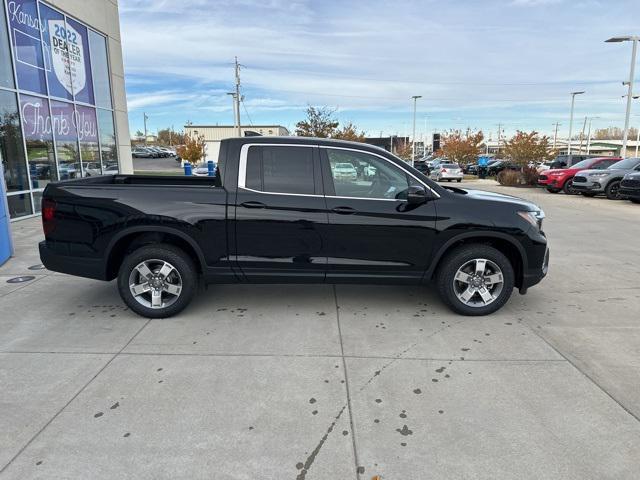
[
  {"xmin": 39, "ymin": 241, "xmax": 107, "ymax": 281},
  {"xmin": 571, "ymin": 180, "xmax": 604, "ymax": 193},
  {"xmin": 620, "ymin": 187, "xmax": 640, "ymax": 200},
  {"xmin": 520, "ymin": 246, "xmax": 549, "ymax": 294}
]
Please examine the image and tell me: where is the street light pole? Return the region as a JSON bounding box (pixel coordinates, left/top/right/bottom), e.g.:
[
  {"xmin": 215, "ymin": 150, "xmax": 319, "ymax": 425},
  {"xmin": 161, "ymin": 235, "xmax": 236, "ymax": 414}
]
[
  {"xmin": 568, "ymin": 91, "xmax": 585, "ymax": 163},
  {"xmin": 606, "ymin": 36, "xmax": 639, "ymax": 157},
  {"xmin": 411, "ymin": 95, "xmax": 422, "ymax": 166}
]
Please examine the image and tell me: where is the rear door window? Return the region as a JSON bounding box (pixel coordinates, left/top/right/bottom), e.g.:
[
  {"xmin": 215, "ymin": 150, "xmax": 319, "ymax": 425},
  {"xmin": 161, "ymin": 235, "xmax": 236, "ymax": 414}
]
[{"xmin": 245, "ymin": 146, "xmax": 316, "ymax": 195}]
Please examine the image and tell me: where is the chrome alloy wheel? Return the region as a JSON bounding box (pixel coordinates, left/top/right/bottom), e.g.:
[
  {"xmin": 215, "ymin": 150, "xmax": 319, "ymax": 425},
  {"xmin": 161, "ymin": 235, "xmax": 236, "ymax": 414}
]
[
  {"xmin": 452, "ymin": 258, "xmax": 504, "ymax": 308},
  {"xmin": 128, "ymin": 259, "xmax": 182, "ymax": 309}
]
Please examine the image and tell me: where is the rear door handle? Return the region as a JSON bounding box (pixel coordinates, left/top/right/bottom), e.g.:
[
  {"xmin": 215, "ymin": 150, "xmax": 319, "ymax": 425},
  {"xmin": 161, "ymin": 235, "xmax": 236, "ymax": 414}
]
[
  {"xmin": 331, "ymin": 206, "xmax": 357, "ymax": 215},
  {"xmin": 241, "ymin": 201, "xmax": 266, "ymax": 209}
]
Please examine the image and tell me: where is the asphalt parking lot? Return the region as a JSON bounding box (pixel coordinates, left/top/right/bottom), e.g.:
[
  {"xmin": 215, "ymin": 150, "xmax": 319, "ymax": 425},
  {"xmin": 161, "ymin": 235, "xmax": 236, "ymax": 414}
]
[{"xmin": 1, "ymin": 180, "xmax": 640, "ymax": 480}]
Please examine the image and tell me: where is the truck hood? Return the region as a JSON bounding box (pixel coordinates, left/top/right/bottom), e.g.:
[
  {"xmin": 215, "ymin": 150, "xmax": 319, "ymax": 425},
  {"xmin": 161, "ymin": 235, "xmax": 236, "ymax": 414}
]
[{"xmin": 444, "ymin": 186, "xmax": 541, "ymax": 211}]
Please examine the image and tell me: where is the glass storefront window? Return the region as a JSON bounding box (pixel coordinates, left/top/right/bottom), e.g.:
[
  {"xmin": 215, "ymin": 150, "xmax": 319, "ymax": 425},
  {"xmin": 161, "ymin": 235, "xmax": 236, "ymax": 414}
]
[
  {"xmin": 0, "ymin": 89, "xmax": 29, "ymax": 193},
  {"xmin": 66, "ymin": 17, "xmax": 94, "ymax": 105},
  {"xmin": 6, "ymin": 192, "xmax": 33, "ymax": 217},
  {"xmin": 20, "ymin": 93, "xmax": 56, "ymax": 188},
  {"xmin": 38, "ymin": 3, "xmax": 73, "ymax": 100},
  {"xmin": 3, "ymin": 0, "xmax": 119, "ymax": 218},
  {"xmin": 76, "ymin": 104, "xmax": 98, "ymax": 175},
  {"xmin": 97, "ymin": 108, "xmax": 117, "ymax": 173},
  {"xmin": 32, "ymin": 188, "xmax": 42, "ymax": 212},
  {"xmin": 89, "ymin": 30, "xmax": 111, "ymax": 109},
  {"xmin": 1, "ymin": 0, "xmax": 15, "ymax": 88},
  {"xmin": 50, "ymin": 99, "xmax": 79, "ymax": 179},
  {"xmin": 7, "ymin": 0, "xmax": 48, "ymax": 94}
]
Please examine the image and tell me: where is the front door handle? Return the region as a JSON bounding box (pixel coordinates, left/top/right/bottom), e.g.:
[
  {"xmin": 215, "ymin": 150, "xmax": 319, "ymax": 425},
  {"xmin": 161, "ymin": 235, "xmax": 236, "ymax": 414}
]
[
  {"xmin": 331, "ymin": 206, "xmax": 357, "ymax": 215},
  {"xmin": 241, "ymin": 201, "xmax": 266, "ymax": 209}
]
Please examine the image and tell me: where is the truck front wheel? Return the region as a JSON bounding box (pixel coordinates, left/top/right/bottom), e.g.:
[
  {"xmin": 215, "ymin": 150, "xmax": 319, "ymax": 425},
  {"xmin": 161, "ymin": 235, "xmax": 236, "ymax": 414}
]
[
  {"xmin": 436, "ymin": 244, "xmax": 515, "ymax": 316},
  {"xmin": 117, "ymin": 244, "xmax": 197, "ymax": 318}
]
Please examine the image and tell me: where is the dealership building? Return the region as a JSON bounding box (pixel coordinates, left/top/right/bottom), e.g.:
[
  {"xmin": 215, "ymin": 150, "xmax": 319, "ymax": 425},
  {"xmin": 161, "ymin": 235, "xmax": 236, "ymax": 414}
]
[{"xmin": 0, "ymin": 0, "xmax": 130, "ymax": 222}]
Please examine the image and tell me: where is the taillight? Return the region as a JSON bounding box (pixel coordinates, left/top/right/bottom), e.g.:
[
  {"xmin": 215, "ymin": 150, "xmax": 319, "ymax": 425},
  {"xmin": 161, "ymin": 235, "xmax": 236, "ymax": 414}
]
[
  {"xmin": 42, "ymin": 198, "xmax": 56, "ymax": 235},
  {"xmin": 442, "ymin": 168, "xmax": 447, "ymax": 173}
]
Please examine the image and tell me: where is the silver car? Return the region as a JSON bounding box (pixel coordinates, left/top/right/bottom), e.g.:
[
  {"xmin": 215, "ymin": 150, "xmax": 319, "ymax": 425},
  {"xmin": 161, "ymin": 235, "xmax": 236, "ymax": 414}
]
[
  {"xmin": 572, "ymin": 157, "xmax": 640, "ymax": 199},
  {"xmin": 430, "ymin": 163, "xmax": 463, "ymax": 182}
]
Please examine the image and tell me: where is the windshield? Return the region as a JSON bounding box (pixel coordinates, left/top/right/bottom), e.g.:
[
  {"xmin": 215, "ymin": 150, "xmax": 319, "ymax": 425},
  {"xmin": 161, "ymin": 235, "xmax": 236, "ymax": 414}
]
[
  {"xmin": 442, "ymin": 163, "xmax": 458, "ymax": 168},
  {"xmin": 608, "ymin": 158, "xmax": 640, "ymax": 170},
  {"xmin": 571, "ymin": 159, "xmax": 592, "ymax": 169}
]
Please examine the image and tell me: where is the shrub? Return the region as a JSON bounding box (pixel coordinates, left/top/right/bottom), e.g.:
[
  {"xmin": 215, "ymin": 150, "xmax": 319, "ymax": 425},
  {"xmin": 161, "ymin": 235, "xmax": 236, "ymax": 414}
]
[
  {"xmin": 521, "ymin": 166, "xmax": 539, "ymax": 186},
  {"xmin": 497, "ymin": 170, "xmax": 521, "ymax": 186}
]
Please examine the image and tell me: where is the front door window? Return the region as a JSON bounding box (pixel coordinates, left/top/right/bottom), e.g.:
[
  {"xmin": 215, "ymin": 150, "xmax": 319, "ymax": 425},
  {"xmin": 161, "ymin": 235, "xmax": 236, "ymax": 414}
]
[{"xmin": 326, "ymin": 149, "xmax": 412, "ymax": 200}]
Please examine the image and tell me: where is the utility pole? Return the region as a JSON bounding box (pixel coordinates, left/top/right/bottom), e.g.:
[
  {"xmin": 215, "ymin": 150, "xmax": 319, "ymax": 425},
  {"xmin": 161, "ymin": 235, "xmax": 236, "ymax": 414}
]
[
  {"xmin": 585, "ymin": 117, "xmax": 599, "ymax": 154},
  {"xmin": 605, "ymin": 36, "xmax": 639, "ymax": 157},
  {"xmin": 496, "ymin": 123, "xmax": 502, "ymax": 156},
  {"xmin": 552, "ymin": 122, "xmax": 561, "ymax": 150},
  {"xmin": 568, "ymin": 91, "xmax": 585, "ymax": 162},
  {"xmin": 411, "ymin": 95, "xmax": 422, "ymax": 166},
  {"xmin": 143, "ymin": 112, "xmax": 148, "ymax": 145},
  {"xmin": 578, "ymin": 116, "xmax": 587, "ymax": 154},
  {"xmin": 234, "ymin": 57, "xmax": 242, "ymax": 138}
]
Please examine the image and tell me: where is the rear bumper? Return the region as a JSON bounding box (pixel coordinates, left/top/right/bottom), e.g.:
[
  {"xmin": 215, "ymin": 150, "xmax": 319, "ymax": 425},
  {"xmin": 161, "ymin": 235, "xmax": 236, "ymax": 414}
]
[{"xmin": 39, "ymin": 241, "xmax": 107, "ymax": 281}]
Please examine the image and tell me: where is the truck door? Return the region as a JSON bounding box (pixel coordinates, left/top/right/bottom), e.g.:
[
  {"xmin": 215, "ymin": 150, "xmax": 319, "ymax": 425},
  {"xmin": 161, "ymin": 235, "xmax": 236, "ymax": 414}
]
[
  {"xmin": 233, "ymin": 144, "xmax": 328, "ymax": 282},
  {"xmin": 320, "ymin": 146, "xmax": 438, "ymax": 283}
]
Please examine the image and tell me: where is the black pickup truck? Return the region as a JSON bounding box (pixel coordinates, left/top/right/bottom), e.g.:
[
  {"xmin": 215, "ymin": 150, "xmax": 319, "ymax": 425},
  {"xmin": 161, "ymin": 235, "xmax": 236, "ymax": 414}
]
[{"xmin": 40, "ymin": 137, "xmax": 549, "ymax": 318}]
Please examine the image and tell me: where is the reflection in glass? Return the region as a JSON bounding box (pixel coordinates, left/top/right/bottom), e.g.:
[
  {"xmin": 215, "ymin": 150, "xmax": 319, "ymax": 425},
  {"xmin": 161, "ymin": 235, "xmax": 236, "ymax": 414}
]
[
  {"xmin": 20, "ymin": 94, "xmax": 56, "ymax": 188},
  {"xmin": 0, "ymin": 0, "xmax": 15, "ymax": 89},
  {"xmin": 89, "ymin": 30, "xmax": 112, "ymax": 109},
  {"xmin": 0, "ymin": 90, "xmax": 29, "ymax": 192},
  {"xmin": 32, "ymin": 189, "xmax": 43, "ymax": 213},
  {"xmin": 76, "ymin": 105, "xmax": 99, "ymax": 175},
  {"xmin": 50, "ymin": 99, "xmax": 79, "ymax": 179},
  {"xmin": 7, "ymin": 0, "xmax": 47, "ymax": 94},
  {"xmin": 97, "ymin": 108, "xmax": 117, "ymax": 173},
  {"xmin": 65, "ymin": 17, "xmax": 94, "ymax": 105},
  {"xmin": 7, "ymin": 192, "xmax": 33, "ymax": 218},
  {"xmin": 39, "ymin": 3, "xmax": 73, "ymax": 100}
]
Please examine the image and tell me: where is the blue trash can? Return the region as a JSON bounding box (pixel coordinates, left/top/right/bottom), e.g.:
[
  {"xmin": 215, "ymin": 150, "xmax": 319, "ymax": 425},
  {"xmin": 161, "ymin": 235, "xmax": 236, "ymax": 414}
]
[
  {"xmin": 183, "ymin": 162, "xmax": 192, "ymax": 176},
  {"xmin": 207, "ymin": 160, "xmax": 215, "ymax": 176}
]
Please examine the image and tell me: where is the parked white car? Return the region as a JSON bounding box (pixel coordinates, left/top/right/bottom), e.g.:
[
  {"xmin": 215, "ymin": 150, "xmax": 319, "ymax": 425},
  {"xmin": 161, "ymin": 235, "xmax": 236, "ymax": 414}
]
[
  {"xmin": 430, "ymin": 163, "xmax": 463, "ymax": 182},
  {"xmin": 332, "ymin": 162, "xmax": 357, "ymax": 181}
]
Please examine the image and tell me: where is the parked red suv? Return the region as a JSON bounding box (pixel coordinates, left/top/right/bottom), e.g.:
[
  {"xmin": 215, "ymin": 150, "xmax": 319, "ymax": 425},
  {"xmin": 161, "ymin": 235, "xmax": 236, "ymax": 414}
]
[{"xmin": 538, "ymin": 157, "xmax": 621, "ymax": 194}]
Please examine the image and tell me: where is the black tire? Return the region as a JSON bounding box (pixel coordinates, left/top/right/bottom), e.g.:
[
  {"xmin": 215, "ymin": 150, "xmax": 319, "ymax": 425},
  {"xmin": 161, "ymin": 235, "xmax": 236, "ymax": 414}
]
[
  {"xmin": 436, "ymin": 244, "xmax": 515, "ymax": 316},
  {"xmin": 581, "ymin": 192, "xmax": 597, "ymax": 197},
  {"xmin": 631, "ymin": 198, "xmax": 640, "ymax": 204},
  {"xmin": 117, "ymin": 244, "xmax": 197, "ymax": 318},
  {"xmin": 562, "ymin": 177, "xmax": 575, "ymax": 195},
  {"xmin": 456, "ymin": 179, "xmax": 462, "ymax": 183},
  {"xmin": 605, "ymin": 180, "xmax": 621, "ymax": 200},
  {"xmin": 447, "ymin": 179, "xmax": 452, "ymax": 182},
  {"xmin": 546, "ymin": 188, "xmax": 560, "ymax": 194}
]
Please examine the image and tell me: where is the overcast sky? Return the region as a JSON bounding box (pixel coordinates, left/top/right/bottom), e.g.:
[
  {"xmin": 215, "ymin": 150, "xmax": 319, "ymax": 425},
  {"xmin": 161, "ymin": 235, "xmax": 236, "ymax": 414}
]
[{"xmin": 119, "ymin": 0, "xmax": 639, "ymax": 140}]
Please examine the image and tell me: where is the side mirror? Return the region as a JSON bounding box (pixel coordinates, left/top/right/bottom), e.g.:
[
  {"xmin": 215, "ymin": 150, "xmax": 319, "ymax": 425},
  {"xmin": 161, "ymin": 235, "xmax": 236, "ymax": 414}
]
[{"xmin": 406, "ymin": 186, "xmax": 428, "ymax": 204}]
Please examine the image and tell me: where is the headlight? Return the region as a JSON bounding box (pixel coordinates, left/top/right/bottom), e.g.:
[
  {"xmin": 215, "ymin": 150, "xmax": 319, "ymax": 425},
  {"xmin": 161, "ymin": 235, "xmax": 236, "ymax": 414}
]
[
  {"xmin": 588, "ymin": 172, "xmax": 609, "ymax": 177},
  {"xmin": 549, "ymin": 172, "xmax": 563, "ymax": 176},
  {"xmin": 518, "ymin": 209, "xmax": 545, "ymax": 230}
]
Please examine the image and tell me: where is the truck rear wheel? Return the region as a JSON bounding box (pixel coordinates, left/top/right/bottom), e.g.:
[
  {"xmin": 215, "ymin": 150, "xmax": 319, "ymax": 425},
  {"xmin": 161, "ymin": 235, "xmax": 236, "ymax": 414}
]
[
  {"xmin": 436, "ymin": 244, "xmax": 515, "ymax": 316},
  {"xmin": 117, "ymin": 244, "xmax": 197, "ymax": 318}
]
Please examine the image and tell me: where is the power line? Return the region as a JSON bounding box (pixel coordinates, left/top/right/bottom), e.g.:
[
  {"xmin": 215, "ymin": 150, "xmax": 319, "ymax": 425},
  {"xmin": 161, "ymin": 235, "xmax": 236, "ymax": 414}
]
[{"xmin": 241, "ymin": 98, "xmax": 254, "ymax": 126}]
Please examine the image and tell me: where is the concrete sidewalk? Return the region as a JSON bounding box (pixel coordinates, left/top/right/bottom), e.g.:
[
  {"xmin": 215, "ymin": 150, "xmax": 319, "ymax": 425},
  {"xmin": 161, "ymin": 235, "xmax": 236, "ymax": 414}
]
[{"xmin": 1, "ymin": 182, "xmax": 640, "ymax": 479}]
